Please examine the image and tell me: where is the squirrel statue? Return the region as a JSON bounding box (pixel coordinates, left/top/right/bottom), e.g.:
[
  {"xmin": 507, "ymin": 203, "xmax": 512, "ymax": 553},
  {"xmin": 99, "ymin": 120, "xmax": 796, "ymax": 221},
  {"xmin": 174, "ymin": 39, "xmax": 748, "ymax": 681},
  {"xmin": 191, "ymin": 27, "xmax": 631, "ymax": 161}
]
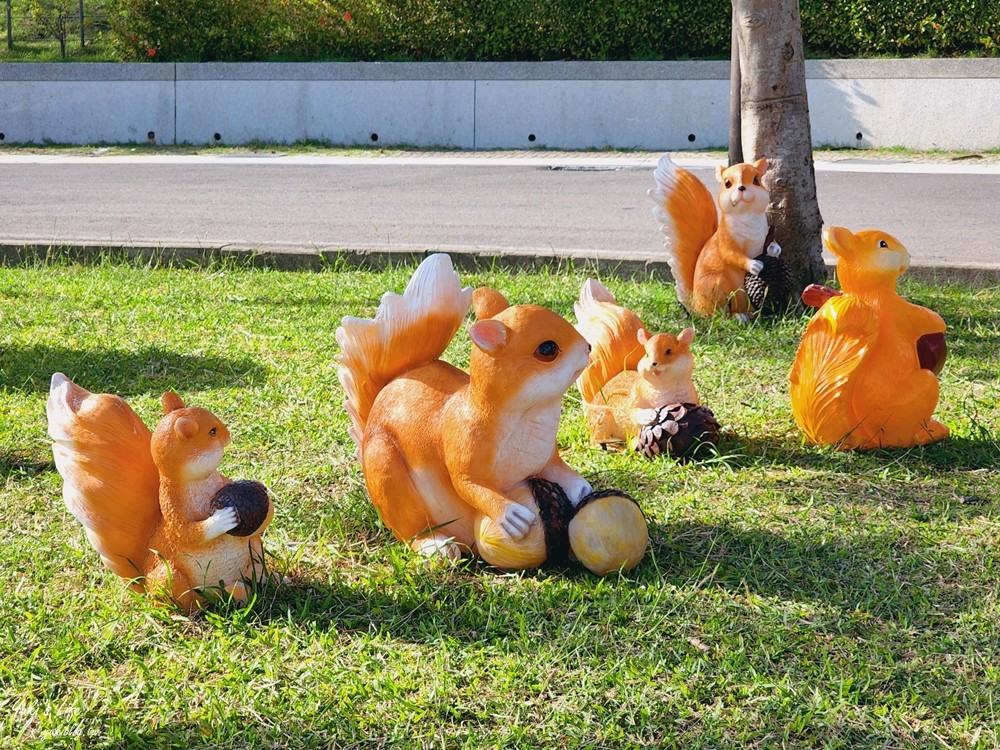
[
  {"xmin": 336, "ymin": 254, "xmax": 647, "ymax": 573},
  {"xmin": 47, "ymin": 374, "xmax": 274, "ymax": 613},
  {"xmin": 574, "ymin": 279, "xmax": 719, "ymax": 459},
  {"xmin": 648, "ymin": 153, "xmax": 782, "ymax": 319},
  {"xmin": 789, "ymin": 226, "xmax": 949, "ymax": 450}
]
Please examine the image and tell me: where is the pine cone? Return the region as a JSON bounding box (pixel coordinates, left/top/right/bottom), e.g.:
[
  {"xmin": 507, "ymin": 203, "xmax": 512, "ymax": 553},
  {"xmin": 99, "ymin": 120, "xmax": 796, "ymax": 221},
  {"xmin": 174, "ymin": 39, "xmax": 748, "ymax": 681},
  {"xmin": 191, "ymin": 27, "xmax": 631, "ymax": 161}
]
[
  {"xmin": 635, "ymin": 402, "xmax": 720, "ymax": 460},
  {"xmin": 744, "ymin": 253, "xmax": 794, "ymax": 316}
]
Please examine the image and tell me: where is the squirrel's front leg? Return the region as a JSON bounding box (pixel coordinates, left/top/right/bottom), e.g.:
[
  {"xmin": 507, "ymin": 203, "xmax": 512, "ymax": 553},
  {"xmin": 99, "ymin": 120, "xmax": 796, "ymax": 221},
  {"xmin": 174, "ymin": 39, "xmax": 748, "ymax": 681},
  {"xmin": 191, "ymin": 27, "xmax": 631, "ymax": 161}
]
[
  {"xmin": 538, "ymin": 451, "xmax": 593, "ymax": 507},
  {"xmin": 199, "ymin": 507, "xmax": 239, "ymax": 542}
]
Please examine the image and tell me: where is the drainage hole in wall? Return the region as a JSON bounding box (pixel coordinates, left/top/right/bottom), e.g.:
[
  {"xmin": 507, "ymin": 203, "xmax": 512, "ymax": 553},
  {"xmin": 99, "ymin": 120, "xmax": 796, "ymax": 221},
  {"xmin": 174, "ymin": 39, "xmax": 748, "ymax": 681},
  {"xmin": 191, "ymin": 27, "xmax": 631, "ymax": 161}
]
[
  {"xmin": 856, "ymin": 132, "xmax": 864, "ymax": 141},
  {"xmin": 0, "ymin": 133, "xmax": 5, "ymax": 141},
  {"xmin": 213, "ymin": 132, "xmax": 222, "ymax": 142},
  {"xmin": 687, "ymin": 133, "xmax": 696, "ymax": 142},
  {"xmin": 370, "ymin": 132, "xmax": 379, "ymax": 142},
  {"xmin": 528, "ymin": 133, "xmax": 537, "ymax": 142},
  {"xmin": 147, "ymin": 131, "xmax": 156, "ymax": 143}
]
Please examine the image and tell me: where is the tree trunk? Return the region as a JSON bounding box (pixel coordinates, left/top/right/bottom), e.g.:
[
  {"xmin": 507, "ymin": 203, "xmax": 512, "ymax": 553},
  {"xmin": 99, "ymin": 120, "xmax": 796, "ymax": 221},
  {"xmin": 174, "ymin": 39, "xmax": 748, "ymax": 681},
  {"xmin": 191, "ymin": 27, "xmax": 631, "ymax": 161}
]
[
  {"xmin": 732, "ymin": 0, "xmax": 826, "ymax": 288},
  {"xmin": 728, "ymin": 6, "xmax": 743, "ymax": 166}
]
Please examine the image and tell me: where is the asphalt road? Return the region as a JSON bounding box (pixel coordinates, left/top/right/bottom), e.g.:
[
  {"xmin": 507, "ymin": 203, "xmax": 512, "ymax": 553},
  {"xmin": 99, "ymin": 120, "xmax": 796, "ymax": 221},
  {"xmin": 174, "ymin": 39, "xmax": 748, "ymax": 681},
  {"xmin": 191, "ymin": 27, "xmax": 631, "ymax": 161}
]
[{"xmin": 1, "ymin": 153, "xmax": 998, "ymax": 270}]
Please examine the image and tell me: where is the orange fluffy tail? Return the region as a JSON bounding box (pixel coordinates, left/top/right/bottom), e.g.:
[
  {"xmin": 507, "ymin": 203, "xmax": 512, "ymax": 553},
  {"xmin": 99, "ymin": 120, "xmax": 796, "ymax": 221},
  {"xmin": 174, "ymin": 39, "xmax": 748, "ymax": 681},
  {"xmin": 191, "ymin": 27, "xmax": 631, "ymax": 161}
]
[
  {"xmin": 573, "ymin": 279, "xmax": 647, "ymax": 403},
  {"xmin": 648, "ymin": 154, "xmax": 718, "ymax": 308},
  {"xmin": 336, "ymin": 253, "xmax": 474, "ymax": 455},
  {"xmin": 47, "ymin": 373, "xmax": 161, "ymax": 585}
]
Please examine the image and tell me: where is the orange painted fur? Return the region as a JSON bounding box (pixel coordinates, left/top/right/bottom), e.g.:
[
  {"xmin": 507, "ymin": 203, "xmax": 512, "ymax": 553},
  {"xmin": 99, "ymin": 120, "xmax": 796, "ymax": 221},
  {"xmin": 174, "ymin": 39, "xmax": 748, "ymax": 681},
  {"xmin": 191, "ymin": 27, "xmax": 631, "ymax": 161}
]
[
  {"xmin": 336, "ymin": 254, "xmax": 592, "ymax": 561},
  {"xmin": 649, "ymin": 154, "xmax": 779, "ymax": 317},
  {"xmin": 574, "ymin": 279, "xmax": 698, "ymax": 446},
  {"xmin": 47, "ymin": 375, "xmax": 273, "ymax": 612},
  {"xmin": 789, "ymin": 227, "xmax": 949, "ymax": 449}
]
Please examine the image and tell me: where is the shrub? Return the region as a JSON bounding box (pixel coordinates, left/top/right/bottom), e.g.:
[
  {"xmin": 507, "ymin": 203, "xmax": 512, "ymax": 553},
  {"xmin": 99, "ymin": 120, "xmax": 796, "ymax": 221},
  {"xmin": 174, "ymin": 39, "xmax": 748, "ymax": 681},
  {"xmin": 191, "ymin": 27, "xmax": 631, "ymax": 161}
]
[{"xmin": 104, "ymin": 0, "xmax": 1000, "ymax": 62}]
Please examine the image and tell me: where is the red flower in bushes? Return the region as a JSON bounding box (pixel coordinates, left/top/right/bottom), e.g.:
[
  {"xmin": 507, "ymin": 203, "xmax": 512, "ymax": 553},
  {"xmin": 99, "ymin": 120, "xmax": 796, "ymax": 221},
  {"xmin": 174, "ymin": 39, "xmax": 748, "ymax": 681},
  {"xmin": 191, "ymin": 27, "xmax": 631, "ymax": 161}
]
[
  {"xmin": 147, "ymin": 48, "xmax": 156, "ymax": 57},
  {"xmin": 317, "ymin": 17, "xmax": 325, "ymax": 24},
  {"xmin": 130, "ymin": 34, "xmax": 137, "ymax": 41},
  {"xmin": 343, "ymin": 12, "xmax": 352, "ymax": 21}
]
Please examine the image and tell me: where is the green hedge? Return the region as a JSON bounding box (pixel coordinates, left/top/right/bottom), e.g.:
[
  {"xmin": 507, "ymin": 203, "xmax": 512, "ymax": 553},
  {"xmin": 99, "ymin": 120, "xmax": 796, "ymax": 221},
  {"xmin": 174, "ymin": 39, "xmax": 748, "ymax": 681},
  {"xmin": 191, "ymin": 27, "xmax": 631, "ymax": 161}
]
[{"xmin": 105, "ymin": 0, "xmax": 1000, "ymax": 62}]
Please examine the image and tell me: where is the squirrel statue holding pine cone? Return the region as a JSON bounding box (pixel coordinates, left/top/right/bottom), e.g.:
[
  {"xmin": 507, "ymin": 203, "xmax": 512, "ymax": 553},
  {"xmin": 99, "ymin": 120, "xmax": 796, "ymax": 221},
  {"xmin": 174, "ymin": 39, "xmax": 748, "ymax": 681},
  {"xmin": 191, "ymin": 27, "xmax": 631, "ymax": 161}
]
[{"xmin": 648, "ymin": 153, "xmax": 791, "ymax": 319}]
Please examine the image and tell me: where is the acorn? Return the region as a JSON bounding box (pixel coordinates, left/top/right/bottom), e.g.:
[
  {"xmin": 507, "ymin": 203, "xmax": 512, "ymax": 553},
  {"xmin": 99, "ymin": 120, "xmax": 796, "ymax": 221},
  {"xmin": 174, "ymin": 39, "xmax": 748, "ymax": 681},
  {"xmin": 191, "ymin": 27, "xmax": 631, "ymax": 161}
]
[
  {"xmin": 568, "ymin": 490, "xmax": 648, "ymax": 576},
  {"xmin": 209, "ymin": 480, "xmax": 272, "ymax": 537},
  {"xmin": 475, "ymin": 478, "xmax": 574, "ymax": 569},
  {"xmin": 744, "ymin": 253, "xmax": 795, "ymax": 316},
  {"xmin": 475, "ymin": 479, "xmax": 647, "ymax": 574},
  {"xmin": 635, "ymin": 402, "xmax": 720, "ymax": 461}
]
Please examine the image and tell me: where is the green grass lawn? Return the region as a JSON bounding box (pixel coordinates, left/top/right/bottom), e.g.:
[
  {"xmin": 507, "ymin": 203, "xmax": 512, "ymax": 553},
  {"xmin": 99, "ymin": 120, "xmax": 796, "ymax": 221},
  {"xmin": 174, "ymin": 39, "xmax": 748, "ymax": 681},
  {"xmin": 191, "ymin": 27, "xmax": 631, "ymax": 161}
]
[{"xmin": 1, "ymin": 257, "xmax": 998, "ymax": 749}]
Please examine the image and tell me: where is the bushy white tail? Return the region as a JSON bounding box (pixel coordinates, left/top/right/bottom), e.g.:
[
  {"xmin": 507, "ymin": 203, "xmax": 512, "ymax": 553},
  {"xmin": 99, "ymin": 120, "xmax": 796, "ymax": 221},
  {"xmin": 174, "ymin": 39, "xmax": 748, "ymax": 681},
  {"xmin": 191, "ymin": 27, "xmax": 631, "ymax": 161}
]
[
  {"xmin": 648, "ymin": 154, "xmax": 718, "ymax": 308},
  {"xmin": 573, "ymin": 279, "xmax": 646, "ymax": 404},
  {"xmin": 336, "ymin": 254, "xmax": 474, "ymax": 455},
  {"xmin": 47, "ymin": 373, "xmax": 161, "ymax": 584}
]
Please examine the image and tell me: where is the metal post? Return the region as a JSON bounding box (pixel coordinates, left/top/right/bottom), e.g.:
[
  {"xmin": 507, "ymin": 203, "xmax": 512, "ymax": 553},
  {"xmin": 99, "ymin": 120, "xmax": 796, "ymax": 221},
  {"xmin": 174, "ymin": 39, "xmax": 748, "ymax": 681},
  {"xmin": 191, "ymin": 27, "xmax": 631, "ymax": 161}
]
[{"xmin": 79, "ymin": 0, "xmax": 85, "ymax": 47}]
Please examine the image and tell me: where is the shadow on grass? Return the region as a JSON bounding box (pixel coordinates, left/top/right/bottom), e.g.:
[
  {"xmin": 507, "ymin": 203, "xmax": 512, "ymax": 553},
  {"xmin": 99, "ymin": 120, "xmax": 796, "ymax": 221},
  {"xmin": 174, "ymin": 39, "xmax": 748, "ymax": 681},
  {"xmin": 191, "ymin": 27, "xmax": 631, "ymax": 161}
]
[
  {"xmin": 0, "ymin": 344, "xmax": 267, "ymax": 396},
  {"xmin": 0, "ymin": 452, "xmax": 54, "ymax": 479},
  {"xmin": 647, "ymin": 516, "xmax": 982, "ymax": 626}
]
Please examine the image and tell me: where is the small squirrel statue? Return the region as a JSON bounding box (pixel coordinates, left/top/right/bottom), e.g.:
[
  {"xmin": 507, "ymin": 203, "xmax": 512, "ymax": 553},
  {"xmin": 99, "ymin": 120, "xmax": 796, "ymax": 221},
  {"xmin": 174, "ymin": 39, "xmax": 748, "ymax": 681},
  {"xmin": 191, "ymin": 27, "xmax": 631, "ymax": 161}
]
[
  {"xmin": 789, "ymin": 226, "xmax": 949, "ymax": 450},
  {"xmin": 336, "ymin": 254, "xmax": 647, "ymax": 573},
  {"xmin": 648, "ymin": 153, "xmax": 781, "ymax": 319},
  {"xmin": 47, "ymin": 374, "xmax": 274, "ymax": 613},
  {"xmin": 574, "ymin": 279, "xmax": 719, "ymax": 459}
]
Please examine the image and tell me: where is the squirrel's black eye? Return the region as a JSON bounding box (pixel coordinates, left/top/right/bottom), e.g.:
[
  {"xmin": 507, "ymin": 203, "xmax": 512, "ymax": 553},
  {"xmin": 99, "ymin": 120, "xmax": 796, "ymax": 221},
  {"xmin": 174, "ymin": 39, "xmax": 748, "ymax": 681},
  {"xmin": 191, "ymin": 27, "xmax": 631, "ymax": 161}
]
[
  {"xmin": 878, "ymin": 240, "xmax": 889, "ymax": 248},
  {"xmin": 665, "ymin": 349, "xmax": 672, "ymax": 356},
  {"xmin": 209, "ymin": 427, "xmax": 217, "ymax": 436},
  {"xmin": 753, "ymin": 176, "xmax": 761, "ymax": 185},
  {"xmin": 724, "ymin": 179, "xmax": 733, "ymax": 189},
  {"xmin": 534, "ymin": 340, "xmax": 560, "ymax": 362}
]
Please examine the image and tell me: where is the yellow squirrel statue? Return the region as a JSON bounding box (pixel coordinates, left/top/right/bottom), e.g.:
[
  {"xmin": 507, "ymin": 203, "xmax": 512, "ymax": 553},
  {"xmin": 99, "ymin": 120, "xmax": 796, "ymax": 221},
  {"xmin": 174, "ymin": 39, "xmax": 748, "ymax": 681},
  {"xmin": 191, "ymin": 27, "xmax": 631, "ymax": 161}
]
[
  {"xmin": 789, "ymin": 226, "xmax": 949, "ymax": 450},
  {"xmin": 47, "ymin": 374, "xmax": 274, "ymax": 613},
  {"xmin": 648, "ymin": 153, "xmax": 792, "ymax": 319},
  {"xmin": 335, "ymin": 254, "xmax": 648, "ymax": 576},
  {"xmin": 574, "ymin": 278, "xmax": 720, "ymax": 460}
]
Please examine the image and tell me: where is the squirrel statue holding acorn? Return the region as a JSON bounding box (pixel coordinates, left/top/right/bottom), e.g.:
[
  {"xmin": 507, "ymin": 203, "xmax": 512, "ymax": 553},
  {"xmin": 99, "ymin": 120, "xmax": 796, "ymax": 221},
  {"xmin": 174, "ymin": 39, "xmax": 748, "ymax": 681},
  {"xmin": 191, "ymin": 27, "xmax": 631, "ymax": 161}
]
[
  {"xmin": 336, "ymin": 254, "xmax": 647, "ymax": 574},
  {"xmin": 789, "ymin": 226, "xmax": 949, "ymax": 450},
  {"xmin": 47, "ymin": 373, "xmax": 274, "ymax": 613},
  {"xmin": 574, "ymin": 278, "xmax": 720, "ymax": 460},
  {"xmin": 648, "ymin": 153, "xmax": 791, "ymax": 319}
]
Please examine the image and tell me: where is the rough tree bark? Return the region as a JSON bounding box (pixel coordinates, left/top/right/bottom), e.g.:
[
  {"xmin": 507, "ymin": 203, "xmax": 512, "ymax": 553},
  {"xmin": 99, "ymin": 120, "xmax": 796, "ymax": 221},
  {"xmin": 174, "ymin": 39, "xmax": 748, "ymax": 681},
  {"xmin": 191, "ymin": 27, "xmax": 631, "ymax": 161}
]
[{"xmin": 732, "ymin": 0, "xmax": 826, "ymax": 288}]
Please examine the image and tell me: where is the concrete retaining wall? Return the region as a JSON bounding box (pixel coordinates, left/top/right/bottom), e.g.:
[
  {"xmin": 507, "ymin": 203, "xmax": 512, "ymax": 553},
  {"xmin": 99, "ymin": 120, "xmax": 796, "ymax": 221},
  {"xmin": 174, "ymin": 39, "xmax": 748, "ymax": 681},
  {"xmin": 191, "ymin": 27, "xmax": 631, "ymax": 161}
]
[{"xmin": 2, "ymin": 59, "xmax": 999, "ymax": 150}]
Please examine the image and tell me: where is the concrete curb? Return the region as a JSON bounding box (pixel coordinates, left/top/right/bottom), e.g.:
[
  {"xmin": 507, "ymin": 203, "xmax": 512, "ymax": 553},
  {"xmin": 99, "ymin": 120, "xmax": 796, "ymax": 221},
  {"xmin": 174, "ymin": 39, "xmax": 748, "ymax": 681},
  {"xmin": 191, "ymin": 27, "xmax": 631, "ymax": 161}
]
[{"xmin": 4, "ymin": 241, "xmax": 999, "ymax": 287}]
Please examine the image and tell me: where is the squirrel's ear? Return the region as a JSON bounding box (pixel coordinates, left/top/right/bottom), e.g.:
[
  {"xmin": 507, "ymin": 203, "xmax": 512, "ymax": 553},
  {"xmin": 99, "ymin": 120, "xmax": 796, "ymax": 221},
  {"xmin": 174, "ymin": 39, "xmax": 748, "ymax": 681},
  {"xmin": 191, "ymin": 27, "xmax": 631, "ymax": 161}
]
[
  {"xmin": 753, "ymin": 158, "xmax": 768, "ymax": 175},
  {"xmin": 469, "ymin": 319, "xmax": 509, "ymax": 356},
  {"xmin": 715, "ymin": 164, "xmax": 726, "ymax": 182},
  {"xmin": 678, "ymin": 327, "xmax": 695, "ymax": 346},
  {"xmin": 161, "ymin": 391, "xmax": 185, "ymax": 414},
  {"xmin": 636, "ymin": 328, "xmax": 649, "ymax": 345},
  {"xmin": 173, "ymin": 416, "xmax": 199, "ymax": 440},
  {"xmin": 472, "ymin": 287, "xmax": 510, "ymax": 320}
]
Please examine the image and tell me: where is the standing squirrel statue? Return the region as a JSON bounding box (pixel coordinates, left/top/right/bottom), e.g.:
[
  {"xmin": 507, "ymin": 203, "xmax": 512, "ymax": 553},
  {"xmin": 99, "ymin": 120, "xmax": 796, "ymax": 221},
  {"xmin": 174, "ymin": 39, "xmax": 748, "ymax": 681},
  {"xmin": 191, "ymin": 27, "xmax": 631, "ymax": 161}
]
[
  {"xmin": 648, "ymin": 153, "xmax": 782, "ymax": 319},
  {"xmin": 47, "ymin": 374, "xmax": 274, "ymax": 613},
  {"xmin": 789, "ymin": 226, "xmax": 949, "ymax": 450},
  {"xmin": 336, "ymin": 254, "xmax": 648, "ymax": 574},
  {"xmin": 574, "ymin": 279, "xmax": 719, "ymax": 459}
]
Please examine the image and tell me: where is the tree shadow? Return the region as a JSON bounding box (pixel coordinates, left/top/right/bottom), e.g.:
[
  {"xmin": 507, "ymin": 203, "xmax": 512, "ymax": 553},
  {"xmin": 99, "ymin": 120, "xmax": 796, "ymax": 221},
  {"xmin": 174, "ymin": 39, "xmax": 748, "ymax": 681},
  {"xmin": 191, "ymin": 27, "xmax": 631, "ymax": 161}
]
[{"xmin": 0, "ymin": 344, "xmax": 267, "ymax": 396}]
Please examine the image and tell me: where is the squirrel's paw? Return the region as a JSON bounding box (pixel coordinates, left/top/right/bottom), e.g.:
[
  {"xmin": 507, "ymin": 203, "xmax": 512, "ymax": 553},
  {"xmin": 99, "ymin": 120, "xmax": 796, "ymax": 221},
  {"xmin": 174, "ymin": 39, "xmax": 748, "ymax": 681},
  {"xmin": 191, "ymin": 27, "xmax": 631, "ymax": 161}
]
[
  {"xmin": 748, "ymin": 259, "xmax": 764, "ymax": 276},
  {"xmin": 498, "ymin": 501, "xmax": 537, "ymax": 540},
  {"xmin": 205, "ymin": 507, "xmax": 239, "ymax": 539},
  {"xmin": 766, "ymin": 241, "xmax": 782, "ymax": 258}
]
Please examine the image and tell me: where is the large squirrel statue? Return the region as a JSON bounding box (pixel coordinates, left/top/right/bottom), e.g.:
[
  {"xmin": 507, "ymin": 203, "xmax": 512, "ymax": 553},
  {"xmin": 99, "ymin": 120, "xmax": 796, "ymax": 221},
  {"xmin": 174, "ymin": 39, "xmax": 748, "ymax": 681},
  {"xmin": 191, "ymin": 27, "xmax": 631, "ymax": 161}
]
[
  {"xmin": 574, "ymin": 279, "xmax": 719, "ymax": 460},
  {"xmin": 789, "ymin": 226, "xmax": 949, "ymax": 450},
  {"xmin": 47, "ymin": 374, "xmax": 274, "ymax": 613},
  {"xmin": 336, "ymin": 254, "xmax": 648, "ymax": 574},
  {"xmin": 648, "ymin": 153, "xmax": 781, "ymax": 318}
]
